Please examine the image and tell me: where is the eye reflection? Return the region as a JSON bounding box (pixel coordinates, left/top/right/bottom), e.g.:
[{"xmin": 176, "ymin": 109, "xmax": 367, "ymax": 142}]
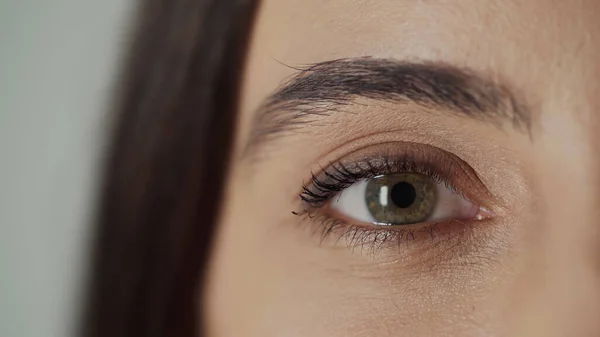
[{"xmin": 330, "ymin": 173, "xmax": 480, "ymax": 226}]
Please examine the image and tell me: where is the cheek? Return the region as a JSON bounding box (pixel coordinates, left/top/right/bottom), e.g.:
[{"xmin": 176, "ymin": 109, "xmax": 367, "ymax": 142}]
[
  {"xmin": 206, "ymin": 169, "xmax": 323, "ymax": 336},
  {"xmin": 206, "ymin": 184, "xmax": 357, "ymax": 336},
  {"xmin": 204, "ymin": 186, "xmax": 274, "ymax": 336},
  {"xmin": 204, "ymin": 170, "xmax": 512, "ymax": 337}
]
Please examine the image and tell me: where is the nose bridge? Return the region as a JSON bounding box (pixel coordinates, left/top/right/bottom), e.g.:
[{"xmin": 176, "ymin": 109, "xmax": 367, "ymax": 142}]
[
  {"xmin": 539, "ymin": 117, "xmax": 600, "ymax": 272},
  {"xmin": 536, "ymin": 150, "xmax": 600, "ymax": 337},
  {"xmin": 509, "ymin": 102, "xmax": 600, "ymax": 336}
]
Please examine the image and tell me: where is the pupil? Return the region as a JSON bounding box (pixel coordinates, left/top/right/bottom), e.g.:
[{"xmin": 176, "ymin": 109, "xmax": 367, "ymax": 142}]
[{"xmin": 390, "ymin": 182, "xmax": 417, "ymax": 208}]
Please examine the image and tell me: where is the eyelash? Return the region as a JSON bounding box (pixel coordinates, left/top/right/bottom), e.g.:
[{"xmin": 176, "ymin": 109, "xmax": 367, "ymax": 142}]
[
  {"xmin": 294, "ymin": 153, "xmax": 482, "ymax": 250},
  {"xmin": 293, "ymin": 208, "xmax": 459, "ymax": 253},
  {"xmin": 300, "ymin": 156, "xmax": 461, "ymax": 207}
]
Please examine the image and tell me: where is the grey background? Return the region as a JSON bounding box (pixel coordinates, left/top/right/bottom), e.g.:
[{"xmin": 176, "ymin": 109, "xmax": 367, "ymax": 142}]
[{"xmin": 1, "ymin": 1, "xmax": 134, "ymax": 336}]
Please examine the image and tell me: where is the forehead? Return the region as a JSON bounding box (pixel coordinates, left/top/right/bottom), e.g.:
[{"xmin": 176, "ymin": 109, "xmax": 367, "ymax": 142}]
[
  {"xmin": 251, "ymin": 0, "xmax": 597, "ymax": 62},
  {"xmin": 240, "ymin": 0, "xmax": 599, "ymax": 132}
]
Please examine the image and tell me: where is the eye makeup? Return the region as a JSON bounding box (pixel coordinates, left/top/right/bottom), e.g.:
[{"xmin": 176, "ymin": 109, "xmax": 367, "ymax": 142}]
[{"xmin": 293, "ymin": 141, "xmax": 497, "ymax": 251}]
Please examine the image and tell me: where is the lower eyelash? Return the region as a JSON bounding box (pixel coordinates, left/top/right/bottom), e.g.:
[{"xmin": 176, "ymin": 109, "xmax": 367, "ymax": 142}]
[{"xmin": 292, "ymin": 209, "xmax": 455, "ymax": 254}]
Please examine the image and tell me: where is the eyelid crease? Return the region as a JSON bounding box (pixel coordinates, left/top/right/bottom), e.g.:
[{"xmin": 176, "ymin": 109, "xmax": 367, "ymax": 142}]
[{"xmin": 299, "ymin": 141, "xmax": 497, "ymax": 214}]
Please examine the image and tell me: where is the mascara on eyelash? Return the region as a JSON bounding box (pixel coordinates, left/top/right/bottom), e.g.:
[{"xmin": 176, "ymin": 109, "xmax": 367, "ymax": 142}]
[
  {"xmin": 300, "ymin": 156, "xmax": 459, "ymax": 208},
  {"xmin": 291, "ymin": 208, "xmax": 447, "ymax": 252}
]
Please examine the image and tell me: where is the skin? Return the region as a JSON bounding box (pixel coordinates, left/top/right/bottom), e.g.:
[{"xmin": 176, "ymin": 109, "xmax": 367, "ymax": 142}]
[{"xmin": 205, "ymin": 1, "xmax": 600, "ymax": 336}]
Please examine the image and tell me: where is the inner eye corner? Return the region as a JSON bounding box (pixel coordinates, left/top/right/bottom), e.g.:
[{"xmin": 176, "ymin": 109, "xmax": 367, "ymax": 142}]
[{"xmin": 473, "ymin": 205, "xmax": 496, "ymax": 221}]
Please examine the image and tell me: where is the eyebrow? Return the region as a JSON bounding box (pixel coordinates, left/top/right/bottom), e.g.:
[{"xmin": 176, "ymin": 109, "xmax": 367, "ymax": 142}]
[{"xmin": 245, "ymin": 57, "xmax": 531, "ymax": 155}]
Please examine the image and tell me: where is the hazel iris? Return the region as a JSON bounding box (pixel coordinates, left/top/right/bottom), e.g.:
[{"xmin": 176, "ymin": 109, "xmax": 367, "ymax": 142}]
[{"xmin": 364, "ymin": 173, "xmax": 437, "ymax": 224}]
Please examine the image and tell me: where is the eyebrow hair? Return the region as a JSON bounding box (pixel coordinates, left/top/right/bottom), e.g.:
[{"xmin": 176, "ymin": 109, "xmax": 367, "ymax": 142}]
[{"xmin": 245, "ymin": 57, "xmax": 532, "ymax": 155}]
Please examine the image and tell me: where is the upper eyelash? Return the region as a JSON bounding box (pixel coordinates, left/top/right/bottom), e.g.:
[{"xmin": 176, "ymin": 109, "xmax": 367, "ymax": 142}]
[
  {"xmin": 300, "ymin": 162, "xmax": 362, "ymax": 207},
  {"xmin": 300, "ymin": 156, "xmax": 460, "ymax": 208}
]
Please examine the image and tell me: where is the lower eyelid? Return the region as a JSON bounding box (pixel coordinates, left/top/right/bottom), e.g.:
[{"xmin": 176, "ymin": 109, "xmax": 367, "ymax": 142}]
[{"xmin": 293, "ymin": 207, "xmax": 488, "ymax": 253}]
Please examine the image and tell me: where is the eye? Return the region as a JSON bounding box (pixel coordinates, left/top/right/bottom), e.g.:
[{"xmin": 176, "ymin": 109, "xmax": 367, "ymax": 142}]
[{"xmin": 330, "ymin": 173, "xmax": 481, "ymax": 225}]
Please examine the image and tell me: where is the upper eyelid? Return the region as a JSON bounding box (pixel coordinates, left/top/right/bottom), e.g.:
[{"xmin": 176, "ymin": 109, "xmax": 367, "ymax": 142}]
[
  {"xmin": 298, "ymin": 142, "xmax": 496, "ymax": 212},
  {"xmin": 302, "ymin": 157, "xmax": 459, "ymax": 207}
]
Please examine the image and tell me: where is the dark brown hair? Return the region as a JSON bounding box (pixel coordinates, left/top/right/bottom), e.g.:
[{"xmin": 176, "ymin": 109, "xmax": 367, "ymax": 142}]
[{"xmin": 82, "ymin": 1, "xmax": 258, "ymax": 336}]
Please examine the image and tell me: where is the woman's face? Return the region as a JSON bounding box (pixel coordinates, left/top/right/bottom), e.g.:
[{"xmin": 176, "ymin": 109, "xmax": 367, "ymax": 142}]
[{"xmin": 205, "ymin": 1, "xmax": 600, "ymax": 336}]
